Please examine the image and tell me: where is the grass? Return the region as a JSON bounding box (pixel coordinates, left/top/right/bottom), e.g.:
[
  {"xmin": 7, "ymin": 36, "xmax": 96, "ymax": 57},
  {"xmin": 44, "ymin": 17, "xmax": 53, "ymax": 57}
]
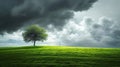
[{"xmin": 0, "ymin": 46, "xmax": 120, "ymax": 67}]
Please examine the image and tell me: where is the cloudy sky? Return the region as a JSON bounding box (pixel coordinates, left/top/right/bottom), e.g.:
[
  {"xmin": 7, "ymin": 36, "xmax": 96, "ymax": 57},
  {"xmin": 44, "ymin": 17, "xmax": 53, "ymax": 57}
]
[{"xmin": 0, "ymin": 0, "xmax": 120, "ymax": 47}]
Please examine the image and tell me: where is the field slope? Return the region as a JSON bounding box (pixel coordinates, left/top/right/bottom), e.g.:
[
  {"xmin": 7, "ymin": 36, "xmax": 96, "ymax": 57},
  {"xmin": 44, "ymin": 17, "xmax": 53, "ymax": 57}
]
[{"xmin": 0, "ymin": 46, "xmax": 120, "ymax": 67}]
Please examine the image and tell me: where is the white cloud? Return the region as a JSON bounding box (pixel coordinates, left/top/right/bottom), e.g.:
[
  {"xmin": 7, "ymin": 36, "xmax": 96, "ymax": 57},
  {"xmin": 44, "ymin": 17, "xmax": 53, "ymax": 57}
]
[
  {"xmin": 2, "ymin": 30, "xmax": 23, "ymax": 41},
  {"xmin": 45, "ymin": 16, "xmax": 120, "ymax": 47}
]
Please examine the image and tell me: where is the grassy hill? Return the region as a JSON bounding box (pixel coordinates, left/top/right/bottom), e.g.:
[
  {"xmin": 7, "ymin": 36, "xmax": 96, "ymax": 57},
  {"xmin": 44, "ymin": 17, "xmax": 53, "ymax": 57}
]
[{"xmin": 0, "ymin": 46, "xmax": 120, "ymax": 67}]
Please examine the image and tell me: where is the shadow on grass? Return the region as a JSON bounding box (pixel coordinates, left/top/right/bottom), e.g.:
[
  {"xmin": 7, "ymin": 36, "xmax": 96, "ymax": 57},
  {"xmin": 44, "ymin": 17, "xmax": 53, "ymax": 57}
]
[{"xmin": 0, "ymin": 46, "xmax": 44, "ymax": 50}]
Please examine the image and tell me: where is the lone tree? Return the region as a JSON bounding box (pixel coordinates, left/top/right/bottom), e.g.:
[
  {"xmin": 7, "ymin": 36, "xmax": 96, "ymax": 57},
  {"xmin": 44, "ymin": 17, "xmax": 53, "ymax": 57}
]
[{"xmin": 22, "ymin": 25, "xmax": 48, "ymax": 46}]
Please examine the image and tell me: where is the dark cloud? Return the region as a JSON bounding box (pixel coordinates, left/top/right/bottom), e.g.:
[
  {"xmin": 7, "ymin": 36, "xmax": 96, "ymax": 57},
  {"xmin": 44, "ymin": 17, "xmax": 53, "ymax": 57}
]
[
  {"xmin": 0, "ymin": 0, "xmax": 97, "ymax": 34},
  {"xmin": 0, "ymin": 0, "xmax": 24, "ymax": 34}
]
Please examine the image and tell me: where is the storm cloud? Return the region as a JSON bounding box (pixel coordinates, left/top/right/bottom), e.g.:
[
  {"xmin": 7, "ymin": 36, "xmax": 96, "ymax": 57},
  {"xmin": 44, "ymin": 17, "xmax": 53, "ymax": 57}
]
[{"xmin": 0, "ymin": 0, "xmax": 97, "ymax": 34}]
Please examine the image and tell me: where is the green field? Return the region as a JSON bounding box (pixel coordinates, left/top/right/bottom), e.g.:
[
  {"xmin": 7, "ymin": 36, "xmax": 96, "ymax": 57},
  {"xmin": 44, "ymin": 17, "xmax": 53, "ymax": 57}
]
[{"xmin": 0, "ymin": 46, "xmax": 120, "ymax": 67}]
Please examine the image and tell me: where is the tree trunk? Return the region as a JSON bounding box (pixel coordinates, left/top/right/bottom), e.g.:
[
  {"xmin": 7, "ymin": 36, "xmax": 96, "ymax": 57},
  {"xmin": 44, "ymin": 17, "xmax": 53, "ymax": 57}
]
[{"xmin": 33, "ymin": 41, "xmax": 36, "ymax": 47}]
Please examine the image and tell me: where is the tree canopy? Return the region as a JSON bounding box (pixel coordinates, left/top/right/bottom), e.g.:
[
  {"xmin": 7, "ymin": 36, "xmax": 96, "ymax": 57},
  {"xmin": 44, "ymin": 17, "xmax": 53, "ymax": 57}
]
[{"xmin": 22, "ymin": 25, "xmax": 48, "ymax": 46}]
